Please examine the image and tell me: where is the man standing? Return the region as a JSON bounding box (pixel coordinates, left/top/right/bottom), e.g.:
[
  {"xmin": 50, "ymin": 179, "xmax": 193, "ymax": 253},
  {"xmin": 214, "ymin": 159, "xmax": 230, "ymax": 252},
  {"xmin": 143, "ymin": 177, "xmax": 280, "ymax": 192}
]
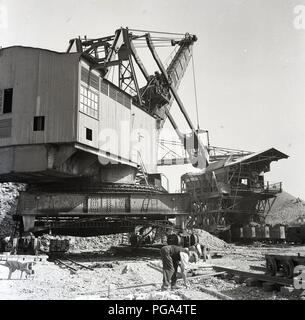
[{"xmin": 160, "ymin": 244, "xmax": 199, "ymax": 290}]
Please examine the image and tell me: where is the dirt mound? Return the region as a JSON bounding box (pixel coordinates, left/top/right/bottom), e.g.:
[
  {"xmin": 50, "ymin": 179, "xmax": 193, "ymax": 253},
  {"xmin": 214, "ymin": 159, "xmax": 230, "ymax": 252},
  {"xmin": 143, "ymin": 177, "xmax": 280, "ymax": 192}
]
[
  {"xmin": 71, "ymin": 234, "xmax": 126, "ymax": 251},
  {"xmin": 0, "ymin": 183, "xmax": 25, "ymax": 238},
  {"xmin": 264, "ymin": 191, "xmax": 305, "ymax": 226},
  {"xmin": 191, "ymin": 228, "xmax": 231, "ymax": 250}
]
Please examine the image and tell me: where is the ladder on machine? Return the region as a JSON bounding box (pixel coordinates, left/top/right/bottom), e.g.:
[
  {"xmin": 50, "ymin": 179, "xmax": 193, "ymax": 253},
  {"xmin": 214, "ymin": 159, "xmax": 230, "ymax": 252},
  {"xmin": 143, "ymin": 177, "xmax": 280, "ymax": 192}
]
[
  {"xmin": 137, "ymin": 151, "xmax": 152, "ymax": 213},
  {"xmin": 136, "ymin": 151, "xmax": 149, "ymax": 186}
]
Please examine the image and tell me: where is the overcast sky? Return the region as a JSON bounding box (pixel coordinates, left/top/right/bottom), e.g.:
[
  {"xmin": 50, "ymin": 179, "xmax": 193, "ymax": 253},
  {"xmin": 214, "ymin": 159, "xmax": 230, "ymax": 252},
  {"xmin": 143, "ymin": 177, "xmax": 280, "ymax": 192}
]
[{"xmin": 1, "ymin": 0, "xmax": 305, "ymax": 199}]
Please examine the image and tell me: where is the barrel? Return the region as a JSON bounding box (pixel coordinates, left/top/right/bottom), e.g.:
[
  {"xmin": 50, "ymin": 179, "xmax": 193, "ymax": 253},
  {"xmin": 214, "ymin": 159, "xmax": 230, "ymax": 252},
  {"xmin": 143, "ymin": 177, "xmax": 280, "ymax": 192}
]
[
  {"xmin": 167, "ymin": 234, "xmax": 181, "ymax": 246},
  {"xmin": 190, "ymin": 234, "xmax": 199, "ymax": 246},
  {"xmin": 181, "ymin": 234, "xmax": 191, "ymax": 247}
]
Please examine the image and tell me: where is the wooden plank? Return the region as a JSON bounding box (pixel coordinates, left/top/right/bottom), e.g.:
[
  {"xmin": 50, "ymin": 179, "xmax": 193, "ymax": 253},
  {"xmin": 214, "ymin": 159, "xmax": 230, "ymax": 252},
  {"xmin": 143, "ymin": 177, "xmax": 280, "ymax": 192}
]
[
  {"xmin": 250, "ymin": 265, "xmax": 266, "ymax": 272},
  {"xmin": 147, "ymin": 263, "xmax": 225, "ymax": 280},
  {"xmin": 187, "ymin": 272, "xmax": 226, "ymax": 281},
  {"xmin": 213, "ymin": 266, "xmax": 292, "ymax": 286},
  {"xmin": 196, "ymin": 285, "xmax": 233, "ymax": 300},
  {"xmin": 65, "ymin": 258, "xmax": 94, "ymax": 271},
  {"xmin": 147, "ymin": 262, "xmax": 162, "ymax": 273},
  {"xmin": 55, "ymin": 259, "xmax": 77, "ymax": 273}
]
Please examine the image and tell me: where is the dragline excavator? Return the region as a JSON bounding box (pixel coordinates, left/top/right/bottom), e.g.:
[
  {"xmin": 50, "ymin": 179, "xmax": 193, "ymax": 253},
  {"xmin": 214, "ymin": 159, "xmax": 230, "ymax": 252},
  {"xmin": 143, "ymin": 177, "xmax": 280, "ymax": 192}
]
[
  {"xmin": 68, "ymin": 27, "xmax": 210, "ymax": 169},
  {"xmin": 5, "ymin": 27, "xmax": 211, "ymax": 251},
  {"xmin": 1, "ymin": 28, "xmax": 288, "ymax": 253}
]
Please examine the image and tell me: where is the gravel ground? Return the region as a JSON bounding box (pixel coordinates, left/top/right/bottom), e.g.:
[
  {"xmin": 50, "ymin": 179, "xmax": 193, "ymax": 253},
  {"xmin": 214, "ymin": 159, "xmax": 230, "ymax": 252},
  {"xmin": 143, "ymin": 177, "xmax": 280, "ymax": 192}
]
[{"xmin": 1, "ymin": 243, "xmax": 304, "ymax": 300}]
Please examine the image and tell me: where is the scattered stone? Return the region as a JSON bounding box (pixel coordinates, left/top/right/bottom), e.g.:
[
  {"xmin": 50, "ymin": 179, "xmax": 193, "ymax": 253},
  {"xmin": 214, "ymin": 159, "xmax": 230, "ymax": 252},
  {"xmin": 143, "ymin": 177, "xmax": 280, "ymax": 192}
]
[
  {"xmin": 280, "ymin": 286, "xmax": 294, "ymax": 295},
  {"xmin": 280, "ymin": 286, "xmax": 304, "ymax": 296},
  {"xmin": 191, "ymin": 228, "xmax": 231, "ymax": 250}
]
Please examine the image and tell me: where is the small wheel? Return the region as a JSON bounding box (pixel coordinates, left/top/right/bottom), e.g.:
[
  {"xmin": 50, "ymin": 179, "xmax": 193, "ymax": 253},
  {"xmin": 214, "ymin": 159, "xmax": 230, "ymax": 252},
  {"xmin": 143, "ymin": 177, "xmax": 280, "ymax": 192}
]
[
  {"xmin": 266, "ymin": 257, "xmax": 277, "ymax": 276},
  {"xmin": 181, "ymin": 235, "xmax": 190, "ymax": 247}
]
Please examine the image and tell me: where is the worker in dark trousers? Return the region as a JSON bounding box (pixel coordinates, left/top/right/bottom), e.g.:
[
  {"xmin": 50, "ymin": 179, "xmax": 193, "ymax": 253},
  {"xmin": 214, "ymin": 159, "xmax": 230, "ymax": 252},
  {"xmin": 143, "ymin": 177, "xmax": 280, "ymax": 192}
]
[{"xmin": 160, "ymin": 245, "xmax": 199, "ymax": 290}]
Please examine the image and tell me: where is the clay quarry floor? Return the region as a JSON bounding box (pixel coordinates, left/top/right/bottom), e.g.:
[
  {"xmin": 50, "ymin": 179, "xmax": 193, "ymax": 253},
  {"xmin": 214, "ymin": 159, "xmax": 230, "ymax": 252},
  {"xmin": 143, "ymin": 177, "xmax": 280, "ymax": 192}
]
[{"xmin": 0, "ymin": 243, "xmax": 304, "ymax": 300}]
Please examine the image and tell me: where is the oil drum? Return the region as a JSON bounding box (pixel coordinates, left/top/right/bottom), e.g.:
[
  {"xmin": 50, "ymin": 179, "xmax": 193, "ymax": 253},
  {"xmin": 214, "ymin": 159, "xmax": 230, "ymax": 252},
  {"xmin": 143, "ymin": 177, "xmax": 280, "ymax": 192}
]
[
  {"xmin": 167, "ymin": 234, "xmax": 181, "ymax": 246},
  {"xmin": 190, "ymin": 233, "xmax": 199, "ymax": 246},
  {"xmin": 181, "ymin": 234, "xmax": 191, "ymax": 247}
]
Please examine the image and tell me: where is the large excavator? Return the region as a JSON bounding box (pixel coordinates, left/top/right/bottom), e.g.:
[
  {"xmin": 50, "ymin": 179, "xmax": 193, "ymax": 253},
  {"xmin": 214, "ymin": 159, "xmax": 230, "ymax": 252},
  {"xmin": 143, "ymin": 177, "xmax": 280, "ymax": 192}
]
[
  {"xmin": 67, "ymin": 27, "xmax": 209, "ymax": 168},
  {"xmin": 9, "ymin": 28, "xmax": 209, "ymax": 250}
]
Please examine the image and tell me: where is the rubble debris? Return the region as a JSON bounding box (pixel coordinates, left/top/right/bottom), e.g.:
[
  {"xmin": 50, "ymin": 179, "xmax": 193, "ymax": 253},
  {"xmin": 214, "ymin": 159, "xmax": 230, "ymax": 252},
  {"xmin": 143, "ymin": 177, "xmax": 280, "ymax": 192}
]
[
  {"xmin": 69, "ymin": 234, "xmax": 127, "ymax": 251},
  {"xmin": 264, "ymin": 191, "xmax": 305, "ymax": 226},
  {"xmin": 38, "ymin": 233, "xmax": 127, "ymax": 253},
  {"xmin": 191, "ymin": 228, "xmax": 231, "ymax": 250},
  {"xmin": 1, "ymin": 244, "xmax": 303, "ymax": 300}
]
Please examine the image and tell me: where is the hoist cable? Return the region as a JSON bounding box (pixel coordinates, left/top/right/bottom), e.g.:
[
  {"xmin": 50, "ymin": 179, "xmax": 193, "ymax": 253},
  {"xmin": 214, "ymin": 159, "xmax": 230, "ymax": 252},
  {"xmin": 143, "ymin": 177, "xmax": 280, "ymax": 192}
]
[{"xmin": 191, "ymin": 52, "xmax": 200, "ymax": 130}]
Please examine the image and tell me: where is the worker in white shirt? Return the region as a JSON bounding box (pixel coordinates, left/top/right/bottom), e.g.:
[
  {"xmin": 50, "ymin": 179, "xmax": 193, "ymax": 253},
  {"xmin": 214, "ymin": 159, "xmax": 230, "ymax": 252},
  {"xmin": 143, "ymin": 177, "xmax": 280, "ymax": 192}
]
[{"xmin": 160, "ymin": 244, "xmax": 201, "ymax": 290}]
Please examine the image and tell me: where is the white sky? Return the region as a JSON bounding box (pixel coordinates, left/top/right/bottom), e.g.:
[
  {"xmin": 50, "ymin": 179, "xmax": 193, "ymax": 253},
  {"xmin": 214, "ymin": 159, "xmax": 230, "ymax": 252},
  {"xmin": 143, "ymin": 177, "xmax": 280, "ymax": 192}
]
[{"xmin": 1, "ymin": 0, "xmax": 305, "ymax": 199}]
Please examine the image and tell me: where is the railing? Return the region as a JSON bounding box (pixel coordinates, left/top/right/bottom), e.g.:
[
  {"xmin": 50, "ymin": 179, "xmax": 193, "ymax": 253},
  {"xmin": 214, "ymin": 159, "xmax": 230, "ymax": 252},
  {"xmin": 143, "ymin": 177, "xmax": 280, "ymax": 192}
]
[
  {"xmin": 181, "ymin": 180, "xmax": 283, "ymax": 197},
  {"xmin": 265, "ymin": 182, "xmax": 282, "ymax": 193},
  {"xmin": 229, "ymin": 181, "xmax": 282, "ymax": 194}
]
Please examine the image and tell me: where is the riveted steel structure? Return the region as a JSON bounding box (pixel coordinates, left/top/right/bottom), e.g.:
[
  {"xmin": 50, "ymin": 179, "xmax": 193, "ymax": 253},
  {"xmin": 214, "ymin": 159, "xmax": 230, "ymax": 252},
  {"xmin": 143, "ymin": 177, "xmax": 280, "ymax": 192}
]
[{"xmin": 0, "ymin": 28, "xmax": 208, "ymax": 238}]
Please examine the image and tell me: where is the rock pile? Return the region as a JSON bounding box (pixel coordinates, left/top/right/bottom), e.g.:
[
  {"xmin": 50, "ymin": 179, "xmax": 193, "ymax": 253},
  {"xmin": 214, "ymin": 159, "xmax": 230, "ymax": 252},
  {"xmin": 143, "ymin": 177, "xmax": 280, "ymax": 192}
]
[
  {"xmin": 39, "ymin": 233, "xmax": 126, "ymax": 252},
  {"xmin": 264, "ymin": 191, "xmax": 305, "ymax": 226},
  {"xmin": 191, "ymin": 228, "xmax": 231, "ymax": 250},
  {"xmin": 70, "ymin": 234, "xmax": 126, "ymax": 251}
]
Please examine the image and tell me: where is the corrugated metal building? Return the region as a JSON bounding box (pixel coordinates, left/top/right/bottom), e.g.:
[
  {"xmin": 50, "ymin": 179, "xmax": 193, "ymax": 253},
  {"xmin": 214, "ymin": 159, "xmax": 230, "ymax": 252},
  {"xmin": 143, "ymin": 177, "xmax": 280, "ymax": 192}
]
[{"xmin": 0, "ymin": 46, "xmax": 158, "ymax": 183}]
